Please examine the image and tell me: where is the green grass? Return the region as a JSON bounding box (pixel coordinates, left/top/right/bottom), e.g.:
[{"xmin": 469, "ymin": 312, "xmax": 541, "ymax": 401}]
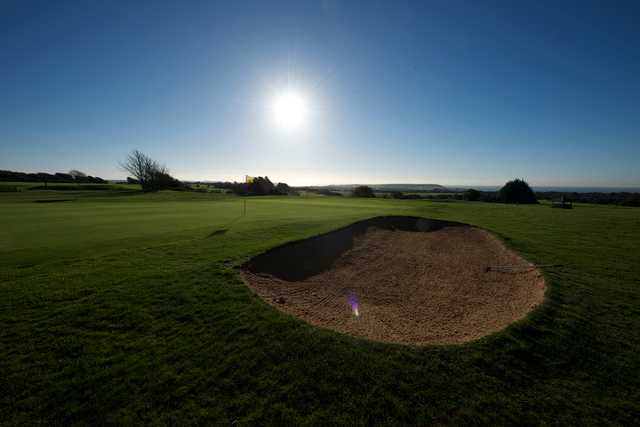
[{"xmin": 1, "ymin": 189, "xmax": 639, "ymax": 425}]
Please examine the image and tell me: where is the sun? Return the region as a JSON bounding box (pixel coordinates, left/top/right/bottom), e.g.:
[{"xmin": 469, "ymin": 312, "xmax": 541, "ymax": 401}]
[{"xmin": 270, "ymin": 90, "xmax": 309, "ymax": 131}]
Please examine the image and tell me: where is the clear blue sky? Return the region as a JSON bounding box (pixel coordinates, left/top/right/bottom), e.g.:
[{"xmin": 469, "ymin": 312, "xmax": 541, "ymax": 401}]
[{"xmin": 1, "ymin": 0, "xmax": 639, "ymax": 186}]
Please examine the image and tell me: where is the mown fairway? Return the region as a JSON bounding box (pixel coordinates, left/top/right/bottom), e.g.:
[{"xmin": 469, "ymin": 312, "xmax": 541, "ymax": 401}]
[{"xmin": 1, "ymin": 189, "xmax": 639, "ymax": 425}]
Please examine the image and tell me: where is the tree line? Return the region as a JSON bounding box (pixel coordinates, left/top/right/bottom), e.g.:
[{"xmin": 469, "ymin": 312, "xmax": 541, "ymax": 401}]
[
  {"xmin": 212, "ymin": 177, "xmax": 292, "ymax": 196},
  {"xmin": 356, "ymin": 179, "xmax": 541, "ymax": 204},
  {"xmin": 386, "ymin": 179, "xmax": 640, "ymax": 206},
  {"xmin": 0, "ymin": 169, "xmax": 106, "ymax": 184},
  {"xmin": 535, "ymin": 191, "xmax": 640, "ymax": 207},
  {"xmin": 121, "ymin": 150, "xmax": 294, "ymax": 195}
]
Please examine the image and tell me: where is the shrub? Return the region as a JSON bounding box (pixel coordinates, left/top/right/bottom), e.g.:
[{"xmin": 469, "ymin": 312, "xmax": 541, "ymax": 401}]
[
  {"xmin": 499, "ymin": 179, "xmax": 538, "ymax": 204},
  {"xmin": 464, "ymin": 189, "xmax": 481, "ymax": 201},
  {"xmin": 274, "ymin": 182, "xmax": 291, "ymax": 195},
  {"xmin": 621, "ymin": 194, "xmax": 640, "ymax": 207},
  {"xmin": 352, "ymin": 185, "xmax": 375, "ymax": 198}
]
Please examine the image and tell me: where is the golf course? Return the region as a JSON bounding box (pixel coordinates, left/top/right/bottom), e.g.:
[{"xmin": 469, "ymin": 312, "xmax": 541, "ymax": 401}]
[{"xmin": 1, "ymin": 186, "xmax": 639, "ymax": 425}]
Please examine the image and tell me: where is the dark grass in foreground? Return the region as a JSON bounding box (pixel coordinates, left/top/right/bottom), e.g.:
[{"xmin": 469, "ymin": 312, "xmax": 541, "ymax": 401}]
[{"xmin": 1, "ymin": 189, "xmax": 639, "ymax": 425}]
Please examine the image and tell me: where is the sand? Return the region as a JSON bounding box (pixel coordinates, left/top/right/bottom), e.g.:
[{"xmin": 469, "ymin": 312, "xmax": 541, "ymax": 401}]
[{"xmin": 242, "ymin": 220, "xmax": 545, "ymax": 345}]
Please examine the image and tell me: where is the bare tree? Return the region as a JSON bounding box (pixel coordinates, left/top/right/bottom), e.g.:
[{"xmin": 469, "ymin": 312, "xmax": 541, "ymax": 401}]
[
  {"xmin": 120, "ymin": 150, "xmax": 153, "ymax": 189},
  {"xmin": 120, "ymin": 150, "xmax": 181, "ymax": 191}
]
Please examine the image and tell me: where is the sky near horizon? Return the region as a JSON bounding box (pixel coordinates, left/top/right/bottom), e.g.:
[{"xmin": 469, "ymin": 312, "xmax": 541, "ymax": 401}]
[{"xmin": 1, "ymin": 0, "xmax": 639, "ymax": 186}]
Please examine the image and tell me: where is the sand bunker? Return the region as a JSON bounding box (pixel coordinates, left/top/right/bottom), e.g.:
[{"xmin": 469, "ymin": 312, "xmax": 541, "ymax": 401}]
[{"xmin": 242, "ymin": 216, "xmax": 545, "ymax": 345}]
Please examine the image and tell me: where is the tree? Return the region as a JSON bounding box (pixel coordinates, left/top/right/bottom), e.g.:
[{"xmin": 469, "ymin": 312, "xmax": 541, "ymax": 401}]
[
  {"xmin": 68, "ymin": 170, "xmax": 87, "ymax": 179},
  {"xmin": 55, "ymin": 173, "xmax": 74, "ymax": 181},
  {"xmin": 121, "ymin": 150, "xmax": 155, "ymax": 189},
  {"xmin": 120, "ymin": 150, "xmax": 182, "ymax": 192},
  {"xmin": 463, "ymin": 188, "xmax": 481, "ymax": 201},
  {"xmin": 248, "ymin": 176, "xmax": 275, "ymax": 195},
  {"xmin": 498, "ymin": 179, "xmax": 538, "ymax": 204},
  {"xmin": 274, "ymin": 182, "xmax": 291, "ymax": 195},
  {"xmin": 352, "ymin": 185, "xmax": 375, "ymax": 198}
]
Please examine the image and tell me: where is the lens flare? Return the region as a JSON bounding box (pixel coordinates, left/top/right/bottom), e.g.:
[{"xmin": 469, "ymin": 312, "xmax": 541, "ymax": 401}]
[{"xmin": 348, "ymin": 293, "xmax": 360, "ymax": 317}]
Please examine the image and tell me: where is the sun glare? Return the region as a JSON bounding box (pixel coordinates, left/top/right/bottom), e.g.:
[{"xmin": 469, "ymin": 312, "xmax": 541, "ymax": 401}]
[{"xmin": 270, "ymin": 90, "xmax": 309, "ymax": 131}]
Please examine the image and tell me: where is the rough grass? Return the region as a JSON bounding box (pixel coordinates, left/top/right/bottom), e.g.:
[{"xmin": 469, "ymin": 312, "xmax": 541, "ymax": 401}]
[{"xmin": 1, "ymin": 189, "xmax": 639, "ymax": 425}]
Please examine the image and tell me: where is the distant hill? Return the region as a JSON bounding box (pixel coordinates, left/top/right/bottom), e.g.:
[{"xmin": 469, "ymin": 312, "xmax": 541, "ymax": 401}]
[{"xmin": 299, "ymin": 183, "xmax": 450, "ymax": 193}]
